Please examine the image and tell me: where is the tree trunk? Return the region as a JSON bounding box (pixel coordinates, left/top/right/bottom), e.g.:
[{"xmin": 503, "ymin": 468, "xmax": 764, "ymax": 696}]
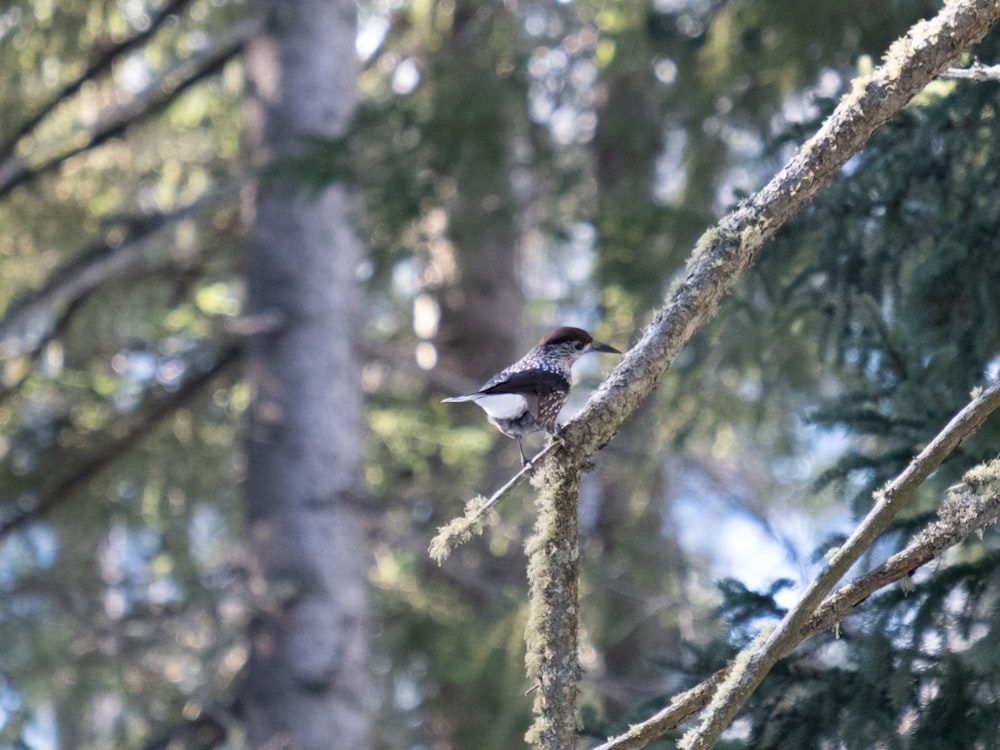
[{"xmin": 241, "ymin": 1, "xmax": 370, "ymax": 748}]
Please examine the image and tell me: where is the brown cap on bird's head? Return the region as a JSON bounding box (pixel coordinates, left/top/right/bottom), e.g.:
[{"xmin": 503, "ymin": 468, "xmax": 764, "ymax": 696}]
[{"xmin": 535, "ymin": 327, "xmax": 621, "ymax": 354}]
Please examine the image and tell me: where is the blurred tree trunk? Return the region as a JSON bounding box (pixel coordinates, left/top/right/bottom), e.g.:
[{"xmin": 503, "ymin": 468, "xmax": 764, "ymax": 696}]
[{"xmin": 241, "ymin": 1, "xmax": 370, "ymax": 748}]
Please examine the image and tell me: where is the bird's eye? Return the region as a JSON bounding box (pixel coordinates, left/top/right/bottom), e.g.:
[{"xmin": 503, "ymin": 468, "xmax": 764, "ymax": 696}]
[{"xmin": 573, "ymin": 340, "xmax": 585, "ymax": 351}]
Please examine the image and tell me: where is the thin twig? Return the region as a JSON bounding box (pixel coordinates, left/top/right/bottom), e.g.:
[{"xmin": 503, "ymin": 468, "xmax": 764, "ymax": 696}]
[
  {"xmin": 428, "ymin": 438, "xmax": 560, "ymax": 563},
  {"xmin": 942, "ymin": 61, "xmax": 1000, "ymax": 80},
  {"xmin": 482, "ymin": 440, "xmax": 561, "ymax": 515}
]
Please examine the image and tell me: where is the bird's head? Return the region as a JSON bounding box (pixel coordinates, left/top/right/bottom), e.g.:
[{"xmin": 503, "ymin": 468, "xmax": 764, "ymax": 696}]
[{"xmin": 534, "ymin": 326, "xmax": 621, "ymax": 368}]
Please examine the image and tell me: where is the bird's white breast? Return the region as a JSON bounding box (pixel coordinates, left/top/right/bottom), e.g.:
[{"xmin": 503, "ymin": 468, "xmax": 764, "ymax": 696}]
[{"xmin": 470, "ymin": 392, "xmax": 528, "ymax": 420}]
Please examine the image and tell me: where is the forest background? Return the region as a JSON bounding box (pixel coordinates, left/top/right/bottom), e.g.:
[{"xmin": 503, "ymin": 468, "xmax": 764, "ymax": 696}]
[{"xmin": 2, "ymin": 0, "xmax": 1000, "ymax": 748}]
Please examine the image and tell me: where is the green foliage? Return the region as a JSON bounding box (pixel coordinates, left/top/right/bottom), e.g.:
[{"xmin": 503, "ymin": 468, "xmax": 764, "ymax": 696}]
[
  {"xmin": 704, "ymin": 27, "xmax": 1000, "ymax": 750},
  {"xmin": 0, "ymin": 1, "xmax": 247, "ymax": 746},
  {"xmin": 761, "ymin": 42, "xmax": 1000, "ymax": 504},
  {"xmin": 716, "ymin": 577, "xmax": 791, "ymax": 645}
]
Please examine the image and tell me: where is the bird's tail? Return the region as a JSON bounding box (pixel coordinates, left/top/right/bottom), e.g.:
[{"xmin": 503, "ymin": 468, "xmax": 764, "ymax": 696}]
[{"xmin": 441, "ymin": 394, "xmax": 476, "ymax": 403}]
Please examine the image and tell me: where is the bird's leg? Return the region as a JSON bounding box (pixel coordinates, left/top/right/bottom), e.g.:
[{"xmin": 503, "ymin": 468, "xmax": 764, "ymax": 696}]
[{"xmin": 517, "ymin": 438, "xmax": 530, "ymax": 467}]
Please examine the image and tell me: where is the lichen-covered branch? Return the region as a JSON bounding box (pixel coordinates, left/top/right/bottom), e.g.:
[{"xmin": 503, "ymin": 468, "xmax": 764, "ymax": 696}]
[
  {"xmin": 423, "ymin": 1, "xmax": 1000, "ymax": 746},
  {"xmin": 801, "ymin": 457, "xmax": 1000, "ymax": 636},
  {"xmin": 566, "ymin": 0, "xmax": 1000, "ymax": 461},
  {"xmin": 517, "ymin": 1, "xmax": 1000, "ymax": 747},
  {"xmin": 679, "ymin": 381, "xmax": 1000, "ymax": 750},
  {"xmin": 594, "ymin": 452, "xmax": 1000, "ymax": 750},
  {"xmin": 430, "ymin": 439, "xmax": 560, "ymax": 563},
  {"xmin": 524, "ymin": 461, "xmax": 583, "ymax": 749}
]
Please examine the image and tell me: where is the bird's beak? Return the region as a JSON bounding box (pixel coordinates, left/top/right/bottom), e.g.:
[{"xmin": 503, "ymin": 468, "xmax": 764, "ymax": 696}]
[{"xmin": 591, "ymin": 340, "xmax": 621, "ymax": 354}]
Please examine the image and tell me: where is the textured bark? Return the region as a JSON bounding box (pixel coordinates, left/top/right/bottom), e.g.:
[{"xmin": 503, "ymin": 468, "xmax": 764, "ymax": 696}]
[
  {"xmin": 241, "ymin": 1, "xmax": 370, "ymax": 748},
  {"xmin": 524, "ymin": 467, "xmax": 582, "ymax": 749}
]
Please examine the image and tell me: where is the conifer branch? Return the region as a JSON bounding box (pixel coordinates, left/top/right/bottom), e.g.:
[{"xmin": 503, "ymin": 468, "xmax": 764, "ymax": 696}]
[
  {"xmin": 0, "ymin": 181, "xmax": 242, "ymax": 360},
  {"xmin": 429, "ymin": 439, "xmax": 560, "ymax": 562},
  {"xmin": 0, "ymin": 0, "xmax": 194, "ymax": 162},
  {"xmin": 679, "ymin": 381, "xmax": 1000, "ymax": 750},
  {"xmin": 524, "ymin": 0, "xmax": 1000, "ymax": 746},
  {"xmin": 0, "ymin": 19, "xmax": 258, "ymax": 198},
  {"xmin": 0, "ymin": 346, "xmax": 240, "ymax": 538},
  {"xmin": 595, "ymin": 449, "xmax": 1000, "ymax": 750}
]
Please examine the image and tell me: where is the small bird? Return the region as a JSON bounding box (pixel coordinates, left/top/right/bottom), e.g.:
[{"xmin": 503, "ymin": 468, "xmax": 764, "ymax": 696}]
[{"xmin": 443, "ymin": 326, "xmax": 621, "ymax": 464}]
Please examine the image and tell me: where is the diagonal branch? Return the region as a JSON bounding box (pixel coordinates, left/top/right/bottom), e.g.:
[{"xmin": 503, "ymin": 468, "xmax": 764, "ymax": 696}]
[
  {"xmin": 519, "ymin": 1, "xmax": 1000, "ymax": 747},
  {"xmin": 428, "ymin": 439, "xmax": 559, "ymax": 563},
  {"xmin": 0, "ymin": 178, "xmax": 243, "ymax": 360},
  {"xmin": 0, "ymin": 0, "xmax": 193, "ymax": 161},
  {"xmin": 564, "ymin": 1, "xmax": 1000, "ymax": 466},
  {"xmin": 0, "ymin": 345, "xmax": 240, "ymax": 539},
  {"xmin": 679, "ymin": 381, "xmax": 1000, "ymax": 749},
  {"xmin": 0, "ymin": 18, "xmax": 258, "ymax": 198},
  {"xmin": 595, "ymin": 451, "xmax": 1000, "ymax": 750}
]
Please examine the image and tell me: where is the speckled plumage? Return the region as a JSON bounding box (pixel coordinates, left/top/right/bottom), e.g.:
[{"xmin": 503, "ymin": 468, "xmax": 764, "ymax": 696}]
[{"xmin": 443, "ymin": 326, "xmax": 620, "ymax": 464}]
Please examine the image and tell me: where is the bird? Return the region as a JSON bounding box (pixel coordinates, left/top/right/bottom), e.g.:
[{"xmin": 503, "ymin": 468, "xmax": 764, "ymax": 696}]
[{"xmin": 443, "ymin": 326, "xmax": 621, "ymax": 465}]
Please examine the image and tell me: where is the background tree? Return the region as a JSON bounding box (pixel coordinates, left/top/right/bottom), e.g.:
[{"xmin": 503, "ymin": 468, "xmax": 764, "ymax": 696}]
[{"xmin": 240, "ymin": 0, "xmax": 370, "ymax": 747}]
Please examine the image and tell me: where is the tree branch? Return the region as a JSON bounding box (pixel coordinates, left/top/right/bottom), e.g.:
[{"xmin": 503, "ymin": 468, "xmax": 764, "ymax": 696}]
[
  {"xmin": 0, "ymin": 345, "xmax": 240, "ymax": 539},
  {"xmin": 518, "ymin": 1, "xmax": 1000, "ymax": 746},
  {"xmin": 566, "ymin": 0, "xmax": 1000, "ymax": 466},
  {"xmin": 0, "ymin": 0, "xmax": 193, "ymax": 161},
  {"xmin": 524, "ymin": 461, "xmax": 584, "ymax": 748},
  {"xmin": 595, "ymin": 450, "xmax": 1000, "ymax": 750},
  {"xmin": 0, "ymin": 179, "xmax": 242, "ymax": 360},
  {"xmin": 0, "ymin": 18, "xmax": 258, "ymax": 198},
  {"xmin": 801, "ymin": 457, "xmax": 1000, "ymax": 636},
  {"xmin": 679, "ymin": 381, "xmax": 1000, "ymax": 750},
  {"xmin": 942, "ymin": 60, "xmax": 1000, "ymax": 80},
  {"xmin": 428, "ymin": 439, "xmax": 560, "ymax": 563}
]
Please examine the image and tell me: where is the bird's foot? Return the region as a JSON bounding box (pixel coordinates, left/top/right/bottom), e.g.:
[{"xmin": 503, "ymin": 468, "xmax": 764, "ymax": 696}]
[{"xmin": 544, "ymin": 431, "xmax": 567, "ymax": 451}]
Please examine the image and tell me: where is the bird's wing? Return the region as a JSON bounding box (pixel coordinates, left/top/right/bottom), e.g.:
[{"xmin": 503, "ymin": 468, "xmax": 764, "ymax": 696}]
[
  {"xmin": 442, "ymin": 369, "xmax": 566, "ymax": 403},
  {"xmin": 477, "ymin": 368, "xmax": 569, "ymax": 397}
]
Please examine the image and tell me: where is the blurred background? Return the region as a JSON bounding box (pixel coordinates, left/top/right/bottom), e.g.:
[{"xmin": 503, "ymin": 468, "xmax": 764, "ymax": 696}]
[{"xmin": 2, "ymin": 0, "xmax": 1000, "ymax": 747}]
